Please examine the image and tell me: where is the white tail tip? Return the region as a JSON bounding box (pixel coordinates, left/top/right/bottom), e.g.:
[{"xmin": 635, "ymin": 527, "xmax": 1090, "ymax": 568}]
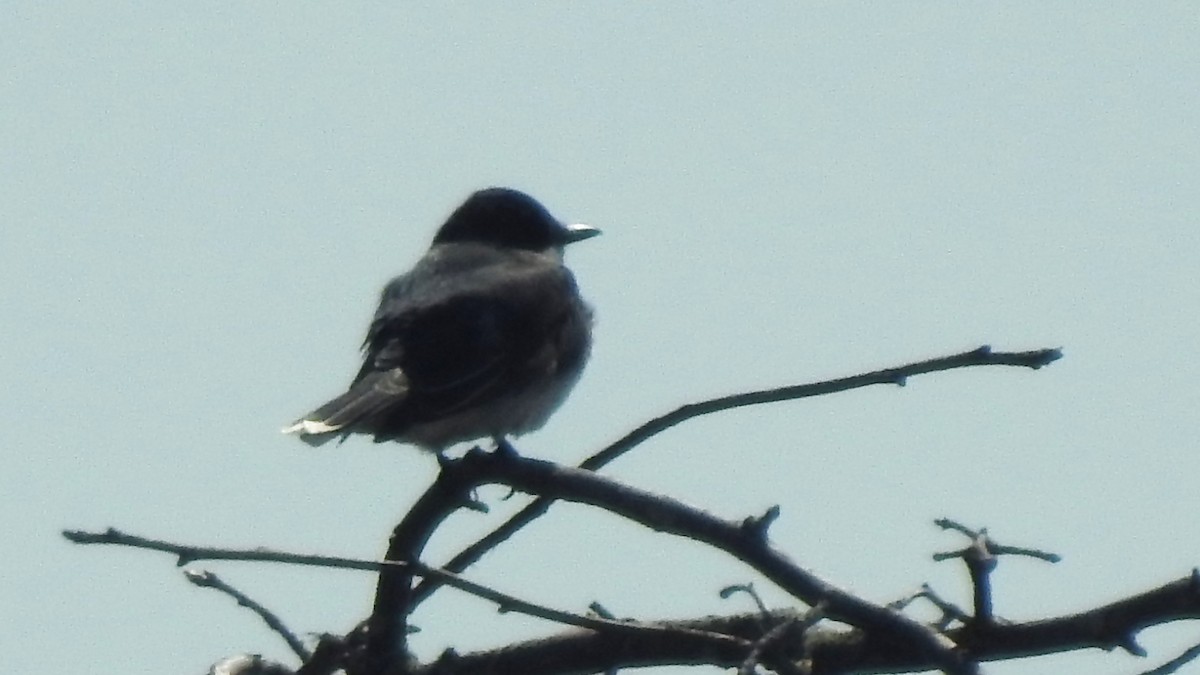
[{"xmin": 281, "ymin": 419, "xmax": 343, "ymax": 436}]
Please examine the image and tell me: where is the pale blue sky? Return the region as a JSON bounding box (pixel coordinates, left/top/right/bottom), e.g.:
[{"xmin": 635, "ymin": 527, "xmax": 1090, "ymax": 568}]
[{"xmin": 3, "ymin": 4, "xmax": 1199, "ymax": 674}]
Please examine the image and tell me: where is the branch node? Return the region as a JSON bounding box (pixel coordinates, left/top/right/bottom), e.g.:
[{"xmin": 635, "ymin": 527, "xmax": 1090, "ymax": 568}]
[
  {"xmin": 1032, "ymin": 347, "xmax": 1064, "ymax": 368},
  {"xmin": 462, "ymin": 491, "xmax": 490, "ymax": 514},
  {"xmin": 493, "ymin": 438, "xmax": 522, "ymax": 459},
  {"xmin": 429, "ymin": 648, "xmax": 461, "ymax": 674},
  {"xmin": 742, "ymin": 505, "xmax": 781, "ymax": 541},
  {"xmin": 1139, "ymin": 640, "xmax": 1200, "ymax": 675},
  {"xmin": 891, "ymin": 584, "xmax": 970, "ymax": 630},
  {"xmin": 934, "ymin": 518, "xmax": 979, "ymax": 538},
  {"xmin": 720, "ymin": 582, "xmax": 771, "ymax": 616},
  {"xmin": 738, "ymin": 615, "xmax": 799, "ymax": 675},
  {"xmin": 1119, "ymin": 632, "xmax": 1148, "ymax": 657},
  {"xmin": 588, "ymin": 601, "xmax": 617, "ymax": 620}
]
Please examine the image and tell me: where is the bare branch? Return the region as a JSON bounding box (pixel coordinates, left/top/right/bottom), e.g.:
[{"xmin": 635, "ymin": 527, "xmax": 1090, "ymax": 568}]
[
  {"xmin": 66, "ymin": 520, "xmax": 1200, "ymax": 674},
  {"xmin": 1138, "ymin": 640, "xmax": 1200, "ymax": 675},
  {"xmin": 931, "ymin": 521, "xmax": 1062, "ymax": 626},
  {"xmin": 400, "ymin": 572, "xmax": 1200, "ymax": 675},
  {"xmin": 587, "ymin": 346, "xmax": 1060, "ymax": 471},
  {"xmin": 294, "ymin": 634, "xmax": 351, "ymax": 675},
  {"xmin": 721, "ymin": 582, "xmax": 773, "ymax": 617},
  {"xmin": 421, "ymin": 450, "xmax": 974, "ymax": 675},
  {"xmin": 405, "ymin": 610, "xmax": 811, "ymax": 675},
  {"xmin": 933, "ymin": 519, "xmax": 1061, "ymax": 564},
  {"xmin": 889, "ymin": 584, "xmax": 969, "ymax": 631},
  {"xmin": 63, "ymin": 527, "xmax": 730, "ymax": 653},
  {"xmin": 186, "ymin": 569, "xmax": 311, "ymax": 662},
  {"xmin": 64, "ymin": 528, "xmax": 380, "ymax": 571},
  {"xmin": 938, "ymin": 572, "xmax": 1200, "ymax": 666},
  {"xmin": 419, "ymin": 346, "xmax": 1061, "ymax": 607},
  {"xmin": 366, "ymin": 454, "xmax": 481, "ymax": 667},
  {"xmin": 738, "ymin": 617, "xmax": 800, "ymax": 675}
]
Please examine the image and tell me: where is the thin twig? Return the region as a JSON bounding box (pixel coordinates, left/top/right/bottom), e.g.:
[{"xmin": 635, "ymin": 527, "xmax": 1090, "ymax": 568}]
[
  {"xmin": 587, "ymin": 346, "xmax": 1059, "ymax": 471},
  {"xmin": 933, "ymin": 519, "xmax": 1062, "ymax": 563},
  {"xmin": 890, "ymin": 584, "xmax": 970, "ymax": 630},
  {"xmin": 737, "ymin": 617, "xmax": 798, "ymax": 675},
  {"xmin": 63, "ymin": 527, "xmax": 737, "ymax": 647},
  {"xmin": 922, "ymin": 584, "xmax": 971, "ymax": 630},
  {"xmin": 64, "ymin": 528, "xmax": 381, "ymax": 570},
  {"xmin": 721, "ymin": 582, "xmax": 771, "ymax": 617},
  {"xmin": 1137, "ymin": 640, "xmax": 1200, "ymax": 675},
  {"xmin": 416, "ymin": 346, "xmax": 1061, "ymax": 606},
  {"xmin": 185, "ymin": 569, "xmax": 311, "ymax": 661}
]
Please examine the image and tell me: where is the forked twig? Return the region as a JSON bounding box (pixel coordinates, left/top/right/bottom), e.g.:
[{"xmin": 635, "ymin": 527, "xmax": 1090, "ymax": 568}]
[{"xmin": 185, "ymin": 569, "xmax": 311, "ymax": 661}]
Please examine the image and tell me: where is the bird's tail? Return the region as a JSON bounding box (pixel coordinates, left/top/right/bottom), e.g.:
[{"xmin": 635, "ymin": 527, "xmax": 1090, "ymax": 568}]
[
  {"xmin": 280, "ymin": 414, "xmax": 344, "ymax": 447},
  {"xmin": 281, "ymin": 381, "xmax": 399, "ymax": 447}
]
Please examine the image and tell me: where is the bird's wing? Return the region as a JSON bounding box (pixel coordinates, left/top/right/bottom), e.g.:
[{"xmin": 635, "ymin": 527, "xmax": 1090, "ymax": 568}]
[{"xmin": 353, "ymin": 247, "xmax": 579, "ymax": 426}]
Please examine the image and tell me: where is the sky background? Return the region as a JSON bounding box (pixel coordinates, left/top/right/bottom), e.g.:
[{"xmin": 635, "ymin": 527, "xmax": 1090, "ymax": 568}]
[{"xmin": 3, "ymin": 4, "xmax": 1199, "ymax": 674}]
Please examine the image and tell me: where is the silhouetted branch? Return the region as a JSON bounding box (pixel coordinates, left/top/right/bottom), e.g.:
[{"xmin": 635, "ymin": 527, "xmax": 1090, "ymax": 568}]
[
  {"xmin": 418, "ymin": 346, "xmax": 1062, "ymax": 607},
  {"xmin": 394, "ymin": 572, "xmax": 1200, "ymax": 675},
  {"xmin": 721, "ymin": 582, "xmax": 772, "ymax": 617},
  {"xmin": 933, "ymin": 519, "xmax": 1061, "ymax": 564},
  {"xmin": 931, "ymin": 520, "xmax": 1062, "ymax": 626},
  {"xmin": 366, "ymin": 452, "xmax": 480, "ymax": 667},
  {"xmin": 413, "ymin": 449, "xmax": 973, "ymax": 674},
  {"xmin": 64, "ymin": 516, "xmax": 1200, "ymax": 673},
  {"xmin": 186, "ymin": 569, "xmax": 311, "ymax": 661},
  {"xmin": 61, "ymin": 528, "xmax": 704, "ymax": 646},
  {"xmin": 888, "ymin": 584, "xmax": 969, "ymax": 631},
  {"xmin": 405, "ymin": 610, "xmax": 813, "ymax": 675},
  {"xmin": 1139, "ymin": 640, "xmax": 1200, "ymax": 675},
  {"xmin": 737, "ymin": 617, "xmax": 802, "ymax": 675},
  {"xmin": 64, "ymin": 528, "xmax": 380, "ymax": 570}
]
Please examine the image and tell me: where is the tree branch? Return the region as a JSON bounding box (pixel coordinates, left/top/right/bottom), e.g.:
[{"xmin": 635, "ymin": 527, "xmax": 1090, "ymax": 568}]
[
  {"xmin": 931, "ymin": 520, "xmax": 1062, "ymax": 628},
  {"xmin": 416, "ymin": 346, "xmax": 1061, "ymax": 607},
  {"xmin": 396, "ymin": 572, "xmax": 1200, "ymax": 675},
  {"xmin": 185, "ymin": 569, "xmax": 311, "ymax": 662},
  {"xmin": 1138, "ymin": 640, "xmax": 1200, "ymax": 675},
  {"xmin": 416, "ymin": 449, "xmax": 973, "ymax": 674},
  {"xmin": 63, "ymin": 527, "xmax": 748, "ymax": 673}
]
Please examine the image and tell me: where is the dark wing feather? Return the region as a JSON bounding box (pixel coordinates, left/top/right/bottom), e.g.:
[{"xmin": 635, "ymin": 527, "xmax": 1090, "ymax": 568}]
[{"xmin": 292, "ymin": 243, "xmax": 581, "ymax": 446}]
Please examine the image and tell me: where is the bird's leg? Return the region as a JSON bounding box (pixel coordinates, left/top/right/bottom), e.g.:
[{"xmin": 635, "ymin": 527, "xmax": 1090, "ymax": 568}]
[
  {"xmin": 493, "ymin": 436, "xmax": 520, "ymax": 457},
  {"xmin": 434, "ymin": 448, "xmax": 451, "ymax": 466},
  {"xmin": 491, "ymin": 437, "xmax": 522, "ymax": 500}
]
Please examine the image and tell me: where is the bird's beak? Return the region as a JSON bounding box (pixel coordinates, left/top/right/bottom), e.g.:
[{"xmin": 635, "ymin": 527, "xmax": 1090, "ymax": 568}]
[{"xmin": 562, "ymin": 223, "xmax": 602, "ymax": 244}]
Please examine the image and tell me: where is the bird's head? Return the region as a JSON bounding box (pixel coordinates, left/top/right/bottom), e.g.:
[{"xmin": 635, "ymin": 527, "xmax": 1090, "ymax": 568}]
[{"xmin": 433, "ymin": 188, "xmax": 600, "ymax": 252}]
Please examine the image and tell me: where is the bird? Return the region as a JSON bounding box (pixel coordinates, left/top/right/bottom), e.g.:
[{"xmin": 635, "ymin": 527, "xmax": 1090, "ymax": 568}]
[{"xmin": 283, "ymin": 187, "xmax": 600, "ymax": 452}]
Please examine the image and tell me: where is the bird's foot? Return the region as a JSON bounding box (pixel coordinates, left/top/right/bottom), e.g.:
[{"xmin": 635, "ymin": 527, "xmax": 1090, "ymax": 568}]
[{"xmin": 493, "ymin": 437, "xmax": 520, "ymax": 457}]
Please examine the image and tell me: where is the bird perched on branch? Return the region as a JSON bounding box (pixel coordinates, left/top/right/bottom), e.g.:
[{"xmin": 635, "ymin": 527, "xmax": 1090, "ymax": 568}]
[{"xmin": 283, "ymin": 187, "xmax": 599, "ymax": 451}]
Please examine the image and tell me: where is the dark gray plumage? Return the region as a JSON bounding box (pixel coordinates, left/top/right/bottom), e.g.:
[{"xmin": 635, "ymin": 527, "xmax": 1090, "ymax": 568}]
[{"xmin": 283, "ymin": 188, "xmax": 599, "ymax": 451}]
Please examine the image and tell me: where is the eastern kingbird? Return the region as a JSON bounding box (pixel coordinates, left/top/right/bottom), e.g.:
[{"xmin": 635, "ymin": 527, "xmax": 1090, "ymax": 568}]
[{"xmin": 283, "ymin": 188, "xmax": 599, "ymax": 451}]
